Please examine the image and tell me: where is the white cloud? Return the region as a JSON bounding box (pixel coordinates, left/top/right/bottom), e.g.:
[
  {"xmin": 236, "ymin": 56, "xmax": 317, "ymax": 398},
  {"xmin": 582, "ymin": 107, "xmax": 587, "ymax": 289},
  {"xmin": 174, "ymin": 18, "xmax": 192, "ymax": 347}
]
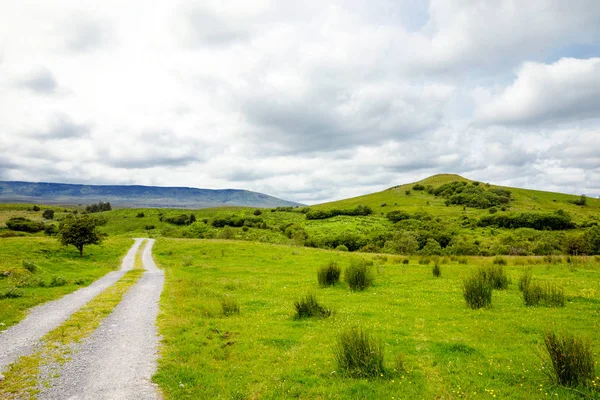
[
  {"xmin": 0, "ymin": 1, "xmax": 600, "ymax": 203},
  {"xmin": 475, "ymin": 58, "xmax": 600, "ymax": 125}
]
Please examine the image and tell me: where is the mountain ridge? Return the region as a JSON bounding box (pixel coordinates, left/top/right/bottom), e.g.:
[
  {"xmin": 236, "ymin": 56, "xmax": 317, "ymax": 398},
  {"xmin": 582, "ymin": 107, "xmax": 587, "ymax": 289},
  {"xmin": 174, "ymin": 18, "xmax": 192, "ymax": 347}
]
[{"xmin": 0, "ymin": 180, "xmax": 302, "ymax": 209}]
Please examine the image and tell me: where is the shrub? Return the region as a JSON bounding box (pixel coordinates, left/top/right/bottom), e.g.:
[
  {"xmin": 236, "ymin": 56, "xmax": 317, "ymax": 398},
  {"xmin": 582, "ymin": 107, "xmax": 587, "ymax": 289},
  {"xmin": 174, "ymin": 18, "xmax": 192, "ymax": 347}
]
[
  {"xmin": 334, "ymin": 326, "xmax": 385, "ymax": 378},
  {"xmin": 22, "ymin": 260, "xmax": 38, "ymax": 273},
  {"xmin": 294, "ymin": 294, "xmax": 331, "ymax": 319},
  {"xmin": 523, "ymin": 283, "xmax": 565, "ymax": 307},
  {"xmin": 335, "ymin": 245, "xmax": 349, "ymax": 252},
  {"xmin": 344, "ymin": 261, "xmax": 374, "ymax": 291},
  {"xmin": 412, "ymin": 184, "xmax": 425, "ymax": 191},
  {"xmin": 479, "ymin": 265, "xmax": 510, "ymax": 290},
  {"xmin": 50, "ymin": 275, "xmax": 67, "ymax": 287},
  {"xmin": 518, "ymin": 270, "xmax": 532, "ymax": 292},
  {"xmin": 145, "ymin": 225, "xmax": 155, "ymax": 230},
  {"xmin": 418, "ymin": 257, "xmax": 431, "ymax": 265},
  {"xmin": 463, "ymin": 273, "xmax": 492, "ymax": 309},
  {"xmin": 543, "ymin": 332, "xmax": 594, "ymax": 387},
  {"xmin": 0, "ymin": 286, "xmax": 25, "ymax": 299},
  {"xmin": 432, "ymin": 261, "xmax": 441, "ymax": 277},
  {"xmin": 136, "ymin": 212, "xmax": 145, "ymax": 218},
  {"xmin": 6, "ymin": 217, "xmax": 45, "ymax": 233},
  {"xmin": 317, "ymin": 262, "xmax": 341, "ymax": 287},
  {"xmin": 458, "ymin": 257, "xmax": 468, "ymax": 265},
  {"xmin": 492, "ymin": 256, "xmax": 507, "ymax": 265},
  {"xmin": 221, "ymin": 297, "xmax": 240, "ymax": 316},
  {"xmin": 402, "ymin": 259, "xmax": 409, "ymax": 265},
  {"xmin": 42, "ymin": 209, "xmax": 55, "ymax": 219}
]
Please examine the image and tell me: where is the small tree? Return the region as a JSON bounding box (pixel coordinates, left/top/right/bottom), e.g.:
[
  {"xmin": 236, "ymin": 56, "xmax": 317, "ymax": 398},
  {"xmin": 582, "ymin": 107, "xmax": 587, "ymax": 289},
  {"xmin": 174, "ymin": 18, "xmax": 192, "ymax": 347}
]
[
  {"xmin": 42, "ymin": 209, "xmax": 55, "ymax": 220},
  {"xmin": 59, "ymin": 214, "xmax": 102, "ymax": 257}
]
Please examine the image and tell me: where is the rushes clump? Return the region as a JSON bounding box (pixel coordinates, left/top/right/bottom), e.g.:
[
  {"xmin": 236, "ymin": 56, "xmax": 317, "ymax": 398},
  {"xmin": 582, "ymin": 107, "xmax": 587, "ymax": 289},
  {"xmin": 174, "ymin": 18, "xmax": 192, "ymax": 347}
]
[
  {"xmin": 492, "ymin": 256, "xmax": 507, "ymax": 266},
  {"xmin": 519, "ymin": 270, "xmax": 532, "ymax": 292},
  {"xmin": 0, "ymin": 286, "xmax": 24, "ymax": 299},
  {"xmin": 334, "ymin": 326, "xmax": 385, "ymax": 378},
  {"xmin": 432, "ymin": 261, "xmax": 441, "ymax": 278},
  {"xmin": 479, "ymin": 265, "xmax": 510, "ymax": 290},
  {"xmin": 543, "ymin": 332, "xmax": 595, "ymax": 387},
  {"xmin": 221, "ymin": 297, "xmax": 240, "ymax": 316},
  {"xmin": 344, "ymin": 261, "xmax": 374, "ymax": 291},
  {"xmin": 463, "ymin": 273, "xmax": 492, "ymax": 309},
  {"xmin": 317, "ymin": 261, "xmax": 341, "ymax": 287},
  {"xmin": 523, "ymin": 282, "xmax": 565, "ymax": 307},
  {"xmin": 294, "ymin": 293, "xmax": 331, "ymax": 319},
  {"xmin": 22, "ymin": 260, "xmax": 38, "ymax": 273}
]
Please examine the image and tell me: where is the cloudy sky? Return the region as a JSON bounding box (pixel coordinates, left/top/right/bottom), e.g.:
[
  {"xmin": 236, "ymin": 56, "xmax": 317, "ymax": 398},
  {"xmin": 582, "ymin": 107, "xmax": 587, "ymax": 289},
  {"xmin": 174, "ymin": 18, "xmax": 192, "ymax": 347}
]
[{"xmin": 1, "ymin": 1, "xmax": 600, "ymax": 204}]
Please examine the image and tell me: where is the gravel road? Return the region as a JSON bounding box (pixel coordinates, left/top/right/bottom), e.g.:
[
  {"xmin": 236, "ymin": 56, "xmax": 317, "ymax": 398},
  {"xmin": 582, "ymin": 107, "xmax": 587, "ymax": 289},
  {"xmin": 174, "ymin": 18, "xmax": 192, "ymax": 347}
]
[
  {"xmin": 0, "ymin": 238, "xmax": 145, "ymax": 373},
  {"xmin": 39, "ymin": 238, "xmax": 164, "ymax": 400}
]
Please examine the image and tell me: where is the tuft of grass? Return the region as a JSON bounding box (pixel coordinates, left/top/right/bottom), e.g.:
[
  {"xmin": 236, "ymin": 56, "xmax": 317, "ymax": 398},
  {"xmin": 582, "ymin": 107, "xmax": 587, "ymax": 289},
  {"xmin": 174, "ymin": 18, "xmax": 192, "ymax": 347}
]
[
  {"xmin": 344, "ymin": 261, "xmax": 374, "ymax": 291},
  {"xmin": 221, "ymin": 296, "xmax": 240, "ymax": 316},
  {"xmin": 432, "ymin": 261, "xmax": 441, "ymax": 277},
  {"xmin": 22, "ymin": 260, "xmax": 38, "ymax": 273},
  {"xmin": 518, "ymin": 270, "xmax": 532, "ymax": 292},
  {"xmin": 334, "ymin": 326, "xmax": 385, "ymax": 378},
  {"xmin": 418, "ymin": 257, "xmax": 431, "ymax": 265},
  {"xmin": 523, "ymin": 282, "xmax": 565, "ymax": 307},
  {"xmin": 0, "ymin": 285, "xmax": 25, "ymax": 299},
  {"xmin": 317, "ymin": 261, "xmax": 341, "ymax": 287},
  {"xmin": 492, "ymin": 256, "xmax": 507, "ymax": 266},
  {"xmin": 49, "ymin": 275, "xmax": 67, "ymax": 287},
  {"xmin": 542, "ymin": 331, "xmax": 595, "ymax": 387},
  {"xmin": 294, "ymin": 293, "xmax": 331, "ymax": 319},
  {"xmin": 463, "ymin": 273, "xmax": 492, "ymax": 309},
  {"xmin": 478, "ymin": 265, "xmax": 510, "ymax": 290}
]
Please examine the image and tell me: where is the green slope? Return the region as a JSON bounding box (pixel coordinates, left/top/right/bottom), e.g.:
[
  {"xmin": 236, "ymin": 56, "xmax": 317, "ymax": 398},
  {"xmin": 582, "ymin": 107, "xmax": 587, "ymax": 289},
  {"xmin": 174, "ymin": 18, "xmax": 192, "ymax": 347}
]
[{"xmin": 312, "ymin": 174, "xmax": 600, "ymax": 223}]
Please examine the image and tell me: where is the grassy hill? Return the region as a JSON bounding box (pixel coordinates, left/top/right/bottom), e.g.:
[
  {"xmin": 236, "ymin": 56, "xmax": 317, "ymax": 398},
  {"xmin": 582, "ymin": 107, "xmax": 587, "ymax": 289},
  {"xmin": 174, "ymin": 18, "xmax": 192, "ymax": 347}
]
[{"xmin": 315, "ymin": 174, "xmax": 600, "ymax": 222}]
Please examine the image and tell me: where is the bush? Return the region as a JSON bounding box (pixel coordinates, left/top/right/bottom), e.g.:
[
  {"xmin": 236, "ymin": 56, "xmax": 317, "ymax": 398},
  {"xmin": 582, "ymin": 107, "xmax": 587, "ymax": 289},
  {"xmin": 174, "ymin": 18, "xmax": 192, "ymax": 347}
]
[
  {"xmin": 479, "ymin": 265, "xmax": 510, "ymax": 290},
  {"xmin": 50, "ymin": 275, "xmax": 67, "ymax": 287},
  {"xmin": 418, "ymin": 257, "xmax": 431, "ymax": 265},
  {"xmin": 523, "ymin": 282, "xmax": 565, "ymax": 307},
  {"xmin": 334, "ymin": 327, "xmax": 385, "ymax": 378},
  {"xmin": 253, "ymin": 209, "xmax": 262, "ymax": 216},
  {"xmin": 6, "ymin": 217, "xmax": 45, "ymax": 233},
  {"xmin": 136, "ymin": 212, "xmax": 145, "ymax": 218},
  {"xmin": 317, "ymin": 262, "xmax": 341, "ymax": 287},
  {"xmin": 221, "ymin": 297, "xmax": 240, "ymax": 316},
  {"xmin": 42, "ymin": 209, "xmax": 55, "ymax": 220},
  {"xmin": 463, "ymin": 273, "xmax": 492, "ymax": 309},
  {"xmin": 492, "ymin": 256, "xmax": 507, "ymax": 265},
  {"xmin": 294, "ymin": 294, "xmax": 331, "ymax": 319},
  {"xmin": 344, "ymin": 261, "xmax": 374, "ymax": 291},
  {"xmin": 402, "ymin": 259, "xmax": 409, "ymax": 265},
  {"xmin": 432, "ymin": 261, "xmax": 441, "ymax": 277},
  {"xmin": 335, "ymin": 245, "xmax": 349, "ymax": 252},
  {"xmin": 543, "ymin": 332, "xmax": 594, "ymax": 387},
  {"xmin": 0, "ymin": 286, "xmax": 25, "ymax": 299},
  {"xmin": 22, "ymin": 260, "xmax": 38, "ymax": 273}
]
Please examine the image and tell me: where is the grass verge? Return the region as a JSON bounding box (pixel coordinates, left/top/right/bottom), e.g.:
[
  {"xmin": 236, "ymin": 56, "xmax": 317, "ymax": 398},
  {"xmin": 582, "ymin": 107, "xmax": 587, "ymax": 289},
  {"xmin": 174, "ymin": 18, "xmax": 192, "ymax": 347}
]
[{"xmin": 0, "ymin": 269, "xmax": 144, "ymax": 399}]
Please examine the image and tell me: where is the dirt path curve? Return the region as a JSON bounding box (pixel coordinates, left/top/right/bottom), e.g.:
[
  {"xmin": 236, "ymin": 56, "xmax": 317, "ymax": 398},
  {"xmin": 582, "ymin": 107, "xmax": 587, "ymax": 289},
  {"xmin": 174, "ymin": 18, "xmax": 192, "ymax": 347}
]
[
  {"xmin": 39, "ymin": 238, "xmax": 164, "ymax": 400},
  {"xmin": 0, "ymin": 238, "xmax": 145, "ymax": 373}
]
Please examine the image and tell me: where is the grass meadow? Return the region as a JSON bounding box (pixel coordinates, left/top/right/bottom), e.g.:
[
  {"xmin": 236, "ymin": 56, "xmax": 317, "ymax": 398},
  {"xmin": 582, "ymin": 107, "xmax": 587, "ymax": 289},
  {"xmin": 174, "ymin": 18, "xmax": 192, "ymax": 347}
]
[
  {"xmin": 0, "ymin": 236, "xmax": 133, "ymax": 330},
  {"xmin": 152, "ymin": 239, "xmax": 600, "ymax": 399}
]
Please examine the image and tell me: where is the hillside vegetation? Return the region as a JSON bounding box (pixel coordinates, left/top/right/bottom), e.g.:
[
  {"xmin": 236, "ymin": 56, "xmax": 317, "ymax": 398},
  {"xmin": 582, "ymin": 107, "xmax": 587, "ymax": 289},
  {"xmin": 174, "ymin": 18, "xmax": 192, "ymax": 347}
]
[{"xmin": 1, "ymin": 175, "xmax": 599, "ymax": 257}]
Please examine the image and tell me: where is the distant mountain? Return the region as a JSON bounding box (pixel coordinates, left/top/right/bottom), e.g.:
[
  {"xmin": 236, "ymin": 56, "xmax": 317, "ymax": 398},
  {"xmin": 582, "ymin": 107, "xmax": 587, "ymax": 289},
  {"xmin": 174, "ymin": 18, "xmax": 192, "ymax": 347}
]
[{"xmin": 0, "ymin": 181, "xmax": 303, "ymax": 209}]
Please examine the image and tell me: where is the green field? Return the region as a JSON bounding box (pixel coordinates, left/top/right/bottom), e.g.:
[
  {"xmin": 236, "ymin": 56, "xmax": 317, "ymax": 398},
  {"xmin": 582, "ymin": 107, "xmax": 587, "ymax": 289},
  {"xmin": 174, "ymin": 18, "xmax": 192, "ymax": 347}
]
[
  {"xmin": 1, "ymin": 174, "xmax": 599, "ymax": 398},
  {"xmin": 0, "ymin": 236, "xmax": 133, "ymax": 330},
  {"xmin": 152, "ymin": 239, "xmax": 600, "ymax": 399}
]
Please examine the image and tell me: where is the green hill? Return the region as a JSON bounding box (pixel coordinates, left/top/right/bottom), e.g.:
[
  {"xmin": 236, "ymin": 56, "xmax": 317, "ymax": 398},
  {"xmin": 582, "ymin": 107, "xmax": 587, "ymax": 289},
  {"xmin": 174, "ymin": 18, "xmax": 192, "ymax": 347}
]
[{"xmin": 313, "ymin": 174, "xmax": 600, "ymax": 223}]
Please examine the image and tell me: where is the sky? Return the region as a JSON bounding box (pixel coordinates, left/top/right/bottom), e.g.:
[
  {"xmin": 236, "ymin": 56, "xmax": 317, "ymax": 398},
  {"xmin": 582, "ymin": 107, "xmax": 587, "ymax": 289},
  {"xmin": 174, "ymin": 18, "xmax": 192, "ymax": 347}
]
[{"xmin": 1, "ymin": 0, "xmax": 600, "ymax": 204}]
